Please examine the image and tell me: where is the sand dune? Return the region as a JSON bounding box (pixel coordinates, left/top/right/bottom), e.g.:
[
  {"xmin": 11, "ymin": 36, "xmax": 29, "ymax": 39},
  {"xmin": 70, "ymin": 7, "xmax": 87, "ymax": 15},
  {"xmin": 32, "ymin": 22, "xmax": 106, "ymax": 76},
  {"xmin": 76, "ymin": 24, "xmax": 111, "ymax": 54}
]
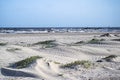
[{"xmin": 0, "ymin": 33, "xmax": 120, "ymax": 80}]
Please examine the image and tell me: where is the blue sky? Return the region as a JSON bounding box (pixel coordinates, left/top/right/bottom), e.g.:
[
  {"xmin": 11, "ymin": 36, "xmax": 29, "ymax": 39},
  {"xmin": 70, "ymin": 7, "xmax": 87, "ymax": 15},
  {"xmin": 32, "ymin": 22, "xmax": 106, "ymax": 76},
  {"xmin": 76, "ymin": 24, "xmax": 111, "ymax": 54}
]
[{"xmin": 0, "ymin": 0, "xmax": 120, "ymax": 27}]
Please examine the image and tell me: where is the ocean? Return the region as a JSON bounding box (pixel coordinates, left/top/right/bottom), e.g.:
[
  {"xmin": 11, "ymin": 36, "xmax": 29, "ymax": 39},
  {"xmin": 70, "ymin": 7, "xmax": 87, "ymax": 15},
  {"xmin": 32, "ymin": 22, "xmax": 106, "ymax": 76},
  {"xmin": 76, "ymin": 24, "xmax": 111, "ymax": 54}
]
[{"xmin": 0, "ymin": 27, "xmax": 120, "ymax": 34}]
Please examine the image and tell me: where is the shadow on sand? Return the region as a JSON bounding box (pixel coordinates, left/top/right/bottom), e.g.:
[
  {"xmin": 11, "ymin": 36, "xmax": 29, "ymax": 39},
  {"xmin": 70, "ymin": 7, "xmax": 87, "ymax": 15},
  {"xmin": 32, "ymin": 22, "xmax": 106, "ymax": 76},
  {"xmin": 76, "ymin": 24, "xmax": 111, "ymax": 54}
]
[{"xmin": 1, "ymin": 68, "xmax": 39, "ymax": 78}]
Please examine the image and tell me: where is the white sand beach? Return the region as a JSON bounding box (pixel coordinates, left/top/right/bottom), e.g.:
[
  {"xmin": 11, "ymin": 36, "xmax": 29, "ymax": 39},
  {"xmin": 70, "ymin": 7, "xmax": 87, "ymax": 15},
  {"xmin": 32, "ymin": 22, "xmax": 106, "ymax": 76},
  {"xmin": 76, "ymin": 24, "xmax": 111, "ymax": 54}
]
[{"xmin": 0, "ymin": 32, "xmax": 120, "ymax": 80}]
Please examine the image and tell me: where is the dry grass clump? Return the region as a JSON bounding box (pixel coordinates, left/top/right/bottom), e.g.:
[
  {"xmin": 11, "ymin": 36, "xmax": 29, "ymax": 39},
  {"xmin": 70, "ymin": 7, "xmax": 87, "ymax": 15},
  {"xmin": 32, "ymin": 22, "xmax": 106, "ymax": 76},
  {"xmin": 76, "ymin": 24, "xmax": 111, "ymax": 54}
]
[
  {"xmin": 61, "ymin": 60, "xmax": 92, "ymax": 69},
  {"xmin": 12, "ymin": 56, "xmax": 42, "ymax": 69}
]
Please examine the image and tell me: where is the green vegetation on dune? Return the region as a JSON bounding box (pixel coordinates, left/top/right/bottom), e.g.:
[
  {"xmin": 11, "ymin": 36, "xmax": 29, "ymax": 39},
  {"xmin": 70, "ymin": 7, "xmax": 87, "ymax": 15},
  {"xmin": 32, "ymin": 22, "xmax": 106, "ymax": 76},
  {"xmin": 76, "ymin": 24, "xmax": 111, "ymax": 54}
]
[
  {"xmin": 111, "ymin": 39, "xmax": 120, "ymax": 41},
  {"xmin": 33, "ymin": 40, "xmax": 57, "ymax": 48},
  {"xmin": 61, "ymin": 60, "xmax": 92, "ymax": 69},
  {"xmin": 6, "ymin": 48, "xmax": 21, "ymax": 52},
  {"xmin": 13, "ymin": 56, "xmax": 42, "ymax": 69},
  {"xmin": 33, "ymin": 40, "xmax": 55, "ymax": 45},
  {"xmin": 58, "ymin": 73, "xmax": 63, "ymax": 76},
  {"xmin": 102, "ymin": 55, "xmax": 117, "ymax": 62},
  {"xmin": 54, "ymin": 61, "xmax": 60, "ymax": 64},
  {"xmin": 74, "ymin": 38, "xmax": 105, "ymax": 45},
  {"xmin": 100, "ymin": 33, "xmax": 111, "ymax": 37},
  {"xmin": 87, "ymin": 38, "xmax": 105, "ymax": 44},
  {"xmin": 74, "ymin": 41, "xmax": 85, "ymax": 44},
  {"xmin": 0, "ymin": 42, "xmax": 7, "ymax": 46},
  {"xmin": 97, "ymin": 55, "xmax": 118, "ymax": 62}
]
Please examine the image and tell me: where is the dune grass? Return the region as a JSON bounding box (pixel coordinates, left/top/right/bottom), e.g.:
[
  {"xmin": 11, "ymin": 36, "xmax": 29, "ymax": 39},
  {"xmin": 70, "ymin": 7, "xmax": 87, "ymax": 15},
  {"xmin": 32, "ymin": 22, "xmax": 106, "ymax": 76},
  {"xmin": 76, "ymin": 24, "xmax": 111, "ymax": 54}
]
[
  {"xmin": 33, "ymin": 40, "xmax": 57, "ymax": 48},
  {"xmin": 0, "ymin": 42, "xmax": 7, "ymax": 46},
  {"xmin": 87, "ymin": 38, "xmax": 105, "ymax": 44},
  {"xmin": 74, "ymin": 41, "xmax": 85, "ymax": 44},
  {"xmin": 100, "ymin": 33, "xmax": 111, "ymax": 37},
  {"xmin": 111, "ymin": 39, "xmax": 120, "ymax": 41},
  {"xmin": 33, "ymin": 40, "xmax": 55, "ymax": 45},
  {"xmin": 102, "ymin": 55, "xmax": 117, "ymax": 62},
  {"xmin": 58, "ymin": 73, "xmax": 63, "ymax": 76},
  {"xmin": 13, "ymin": 56, "xmax": 42, "ymax": 69},
  {"xmin": 6, "ymin": 48, "xmax": 21, "ymax": 52},
  {"xmin": 74, "ymin": 39, "xmax": 105, "ymax": 45},
  {"xmin": 61, "ymin": 60, "xmax": 92, "ymax": 69},
  {"xmin": 54, "ymin": 61, "xmax": 60, "ymax": 64}
]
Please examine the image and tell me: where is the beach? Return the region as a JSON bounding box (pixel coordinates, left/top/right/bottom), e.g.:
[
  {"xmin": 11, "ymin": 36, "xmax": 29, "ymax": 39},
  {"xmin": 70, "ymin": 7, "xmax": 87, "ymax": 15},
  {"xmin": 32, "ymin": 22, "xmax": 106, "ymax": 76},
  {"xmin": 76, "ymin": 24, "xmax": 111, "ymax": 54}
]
[{"xmin": 0, "ymin": 32, "xmax": 120, "ymax": 80}]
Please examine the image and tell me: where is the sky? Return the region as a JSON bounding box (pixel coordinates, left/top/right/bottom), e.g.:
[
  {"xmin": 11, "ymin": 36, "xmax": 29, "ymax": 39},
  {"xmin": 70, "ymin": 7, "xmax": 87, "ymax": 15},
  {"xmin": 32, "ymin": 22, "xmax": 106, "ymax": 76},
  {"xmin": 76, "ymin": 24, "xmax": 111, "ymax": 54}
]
[{"xmin": 0, "ymin": 0, "xmax": 120, "ymax": 27}]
